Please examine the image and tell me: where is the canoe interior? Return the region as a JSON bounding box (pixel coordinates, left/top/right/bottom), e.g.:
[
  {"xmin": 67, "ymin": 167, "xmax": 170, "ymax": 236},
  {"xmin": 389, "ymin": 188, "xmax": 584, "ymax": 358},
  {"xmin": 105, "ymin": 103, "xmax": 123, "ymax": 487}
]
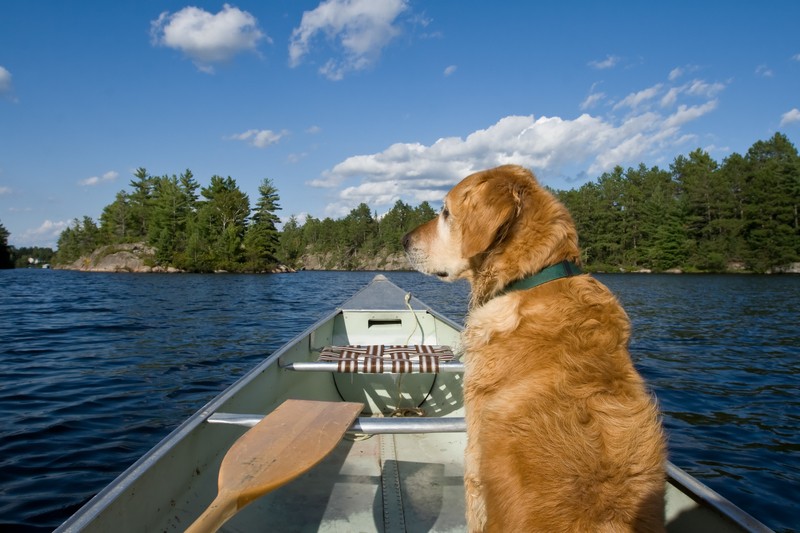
[
  {"xmin": 57, "ymin": 276, "xmax": 771, "ymax": 533},
  {"xmin": 59, "ymin": 279, "xmax": 466, "ymax": 532}
]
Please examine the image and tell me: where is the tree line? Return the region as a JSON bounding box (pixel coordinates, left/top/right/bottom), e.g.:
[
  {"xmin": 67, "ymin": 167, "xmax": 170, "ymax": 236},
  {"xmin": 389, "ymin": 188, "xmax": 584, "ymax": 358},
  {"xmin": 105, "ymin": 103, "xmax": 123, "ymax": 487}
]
[
  {"xmin": 47, "ymin": 132, "xmax": 799, "ymax": 273},
  {"xmin": 278, "ymin": 132, "xmax": 799, "ymax": 273},
  {"xmin": 54, "ymin": 169, "xmax": 282, "ymax": 272},
  {"xmin": 279, "ymin": 201, "xmax": 437, "ymax": 269},
  {"xmin": 556, "ymin": 133, "xmax": 799, "ymax": 272},
  {"xmin": 51, "ymin": 163, "xmax": 437, "ymax": 272}
]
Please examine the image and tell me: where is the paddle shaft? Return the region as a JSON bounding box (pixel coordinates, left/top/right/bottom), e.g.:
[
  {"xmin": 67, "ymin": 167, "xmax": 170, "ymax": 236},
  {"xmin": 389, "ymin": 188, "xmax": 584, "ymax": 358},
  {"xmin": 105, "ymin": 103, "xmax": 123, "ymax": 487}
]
[
  {"xmin": 186, "ymin": 399, "xmax": 363, "ymax": 533},
  {"xmin": 185, "ymin": 490, "xmax": 238, "ymax": 533}
]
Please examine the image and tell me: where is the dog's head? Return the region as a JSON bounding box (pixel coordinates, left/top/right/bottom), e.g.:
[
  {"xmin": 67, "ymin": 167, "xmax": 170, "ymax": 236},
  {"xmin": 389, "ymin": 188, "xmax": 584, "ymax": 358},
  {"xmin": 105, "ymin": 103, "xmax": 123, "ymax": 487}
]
[{"xmin": 403, "ymin": 165, "xmax": 580, "ymax": 302}]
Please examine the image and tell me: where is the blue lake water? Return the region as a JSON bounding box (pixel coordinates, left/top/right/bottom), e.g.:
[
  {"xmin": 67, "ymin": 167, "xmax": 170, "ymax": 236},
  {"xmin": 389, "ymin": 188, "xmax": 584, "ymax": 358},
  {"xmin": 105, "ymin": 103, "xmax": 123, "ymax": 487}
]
[{"xmin": 0, "ymin": 269, "xmax": 797, "ymax": 532}]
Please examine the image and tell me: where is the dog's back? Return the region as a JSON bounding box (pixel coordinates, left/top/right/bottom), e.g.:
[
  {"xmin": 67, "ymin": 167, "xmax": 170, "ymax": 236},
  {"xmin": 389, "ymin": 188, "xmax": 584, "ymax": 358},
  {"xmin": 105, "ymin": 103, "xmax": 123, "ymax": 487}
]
[{"xmin": 464, "ymin": 275, "xmax": 665, "ymax": 531}]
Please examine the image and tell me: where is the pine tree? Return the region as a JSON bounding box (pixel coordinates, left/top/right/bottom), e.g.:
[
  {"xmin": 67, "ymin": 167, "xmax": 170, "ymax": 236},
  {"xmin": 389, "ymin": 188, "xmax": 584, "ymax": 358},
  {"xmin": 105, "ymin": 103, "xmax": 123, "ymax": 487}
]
[
  {"xmin": 410, "ymin": 202, "xmax": 437, "ymax": 227},
  {"xmin": 148, "ymin": 175, "xmax": 197, "ymax": 264},
  {"xmin": 278, "ymin": 215, "xmax": 305, "ymax": 267},
  {"xmin": 742, "ymin": 133, "xmax": 800, "ymax": 271},
  {"xmin": 198, "ymin": 175, "xmax": 250, "ymax": 270},
  {"xmin": 243, "ymin": 178, "xmax": 282, "ymax": 270},
  {"xmin": 672, "ymin": 149, "xmax": 729, "ymax": 267},
  {"xmin": 378, "ymin": 200, "xmax": 413, "ymax": 252},
  {"xmin": 54, "ymin": 217, "xmax": 100, "ymax": 264},
  {"xmin": 639, "ymin": 167, "xmax": 687, "ymax": 270},
  {"xmin": 100, "ymin": 191, "xmax": 132, "ymax": 242},
  {"xmin": 128, "ymin": 167, "xmax": 154, "ymax": 239},
  {"xmin": 593, "ymin": 168, "xmax": 627, "ymax": 267}
]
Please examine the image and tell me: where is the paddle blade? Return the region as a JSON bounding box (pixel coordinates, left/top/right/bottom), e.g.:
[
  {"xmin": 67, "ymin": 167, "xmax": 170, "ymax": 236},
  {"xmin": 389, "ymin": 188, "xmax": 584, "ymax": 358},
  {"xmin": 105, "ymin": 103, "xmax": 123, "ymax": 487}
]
[
  {"xmin": 187, "ymin": 399, "xmax": 363, "ymax": 533},
  {"xmin": 219, "ymin": 399, "xmax": 363, "ymax": 504}
]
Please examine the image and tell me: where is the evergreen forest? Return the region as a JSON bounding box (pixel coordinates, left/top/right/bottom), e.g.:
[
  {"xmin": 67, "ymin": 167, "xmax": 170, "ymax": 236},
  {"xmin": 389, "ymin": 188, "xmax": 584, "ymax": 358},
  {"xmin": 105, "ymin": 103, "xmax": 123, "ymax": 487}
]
[{"xmin": 49, "ymin": 133, "xmax": 799, "ymax": 274}]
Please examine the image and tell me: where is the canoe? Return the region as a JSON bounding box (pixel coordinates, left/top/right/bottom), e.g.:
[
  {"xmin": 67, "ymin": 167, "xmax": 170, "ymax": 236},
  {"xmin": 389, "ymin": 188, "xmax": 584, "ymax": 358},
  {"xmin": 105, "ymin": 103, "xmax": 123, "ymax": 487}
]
[{"xmin": 56, "ymin": 274, "xmax": 772, "ymax": 532}]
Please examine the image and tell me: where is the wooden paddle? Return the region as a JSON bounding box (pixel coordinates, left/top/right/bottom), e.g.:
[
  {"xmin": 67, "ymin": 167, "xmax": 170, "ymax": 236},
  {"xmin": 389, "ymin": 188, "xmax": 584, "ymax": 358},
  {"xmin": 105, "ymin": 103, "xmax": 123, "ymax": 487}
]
[{"xmin": 186, "ymin": 399, "xmax": 363, "ymax": 533}]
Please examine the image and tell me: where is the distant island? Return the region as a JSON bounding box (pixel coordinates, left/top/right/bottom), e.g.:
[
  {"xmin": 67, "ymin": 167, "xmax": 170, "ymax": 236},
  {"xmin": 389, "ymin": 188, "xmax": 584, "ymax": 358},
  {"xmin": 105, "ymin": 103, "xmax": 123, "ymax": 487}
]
[{"xmin": 3, "ymin": 133, "xmax": 798, "ymax": 275}]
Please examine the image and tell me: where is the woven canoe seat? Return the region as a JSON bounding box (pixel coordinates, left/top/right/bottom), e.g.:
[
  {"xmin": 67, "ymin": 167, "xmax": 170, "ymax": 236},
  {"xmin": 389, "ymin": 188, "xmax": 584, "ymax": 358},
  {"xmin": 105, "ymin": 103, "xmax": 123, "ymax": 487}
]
[{"xmin": 318, "ymin": 345, "xmax": 455, "ymax": 373}]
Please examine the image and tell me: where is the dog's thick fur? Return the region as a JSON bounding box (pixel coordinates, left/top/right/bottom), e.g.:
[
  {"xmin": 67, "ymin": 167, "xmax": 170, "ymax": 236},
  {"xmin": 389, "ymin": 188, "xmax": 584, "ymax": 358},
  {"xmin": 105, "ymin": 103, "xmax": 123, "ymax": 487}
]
[{"xmin": 403, "ymin": 165, "xmax": 666, "ymax": 532}]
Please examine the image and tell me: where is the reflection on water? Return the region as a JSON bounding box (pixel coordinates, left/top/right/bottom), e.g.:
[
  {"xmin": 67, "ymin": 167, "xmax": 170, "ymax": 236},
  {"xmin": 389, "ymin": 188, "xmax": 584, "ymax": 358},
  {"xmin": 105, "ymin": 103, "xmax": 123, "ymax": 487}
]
[{"xmin": 0, "ymin": 270, "xmax": 797, "ymax": 532}]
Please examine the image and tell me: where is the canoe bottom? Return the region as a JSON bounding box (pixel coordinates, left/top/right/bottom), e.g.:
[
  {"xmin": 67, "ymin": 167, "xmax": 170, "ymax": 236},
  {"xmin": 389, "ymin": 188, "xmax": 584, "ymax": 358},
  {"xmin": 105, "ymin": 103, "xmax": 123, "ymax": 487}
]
[{"xmin": 209, "ymin": 431, "xmax": 468, "ymax": 533}]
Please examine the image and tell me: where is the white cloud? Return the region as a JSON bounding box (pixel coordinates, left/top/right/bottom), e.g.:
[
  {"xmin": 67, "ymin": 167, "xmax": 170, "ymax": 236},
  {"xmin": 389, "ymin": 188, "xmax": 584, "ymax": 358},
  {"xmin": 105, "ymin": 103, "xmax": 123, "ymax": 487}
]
[
  {"xmin": 662, "ymin": 100, "xmax": 718, "ymax": 129},
  {"xmin": 668, "ymin": 64, "xmax": 701, "ymax": 81},
  {"xmin": 755, "ymin": 64, "xmax": 774, "ymax": 78},
  {"xmin": 685, "ymin": 79, "xmax": 725, "ymax": 98},
  {"xmin": 289, "ymin": 0, "xmax": 409, "ymax": 80},
  {"xmin": 614, "ymin": 84, "xmax": 663, "ymax": 111},
  {"xmin": 661, "ymin": 79, "xmax": 726, "ymax": 108},
  {"xmin": 150, "ymin": 4, "xmax": 266, "ymax": 74},
  {"xmin": 668, "ymin": 67, "xmax": 684, "ymax": 81},
  {"xmin": 660, "ymin": 87, "xmax": 680, "ymax": 107},
  {"xmin": 580, "ymin": 92, "xmax": 605, "ymax": 110},
  {"xmin": 20, "ymin": 220, "xmax": 70, "ymax": 248},
  {"xmin": 780, "ymin": 108, "xmax": 800, "ymax": 126},
  {"xmin": 79, "ymin": 170, "xmax": 118, "ymax": 187},
  {"xmin": 0, "ymin": 66, "xmax": 12, "ymax": 93},
  {"xmin": 793, "ymin": 53, "xmax": 800, "ymax": 62},
  {"xmin": 306, "ymin": 125, "xmax": 322, "ymax": 134},
  {"xmin": 314, "ymin": 76, "xmax": 722, "ymax": 217},
  {"xmin": 229, "ymin": 129, "xmax": 289, "ymax": 148},
  {"xmin": 444, "ymin": 65, "xmax": 457, "ymax": 76},
  {"xmin": 588, "ymin": 55, "xmax": 620, "ymax": 70},
  {"xmin": 0, "ymin": 65, "xmax": 17, "ymax": 102},
  {"xmin": 0, "ymin": 186, "xmax": 11, "ymax": 195}
]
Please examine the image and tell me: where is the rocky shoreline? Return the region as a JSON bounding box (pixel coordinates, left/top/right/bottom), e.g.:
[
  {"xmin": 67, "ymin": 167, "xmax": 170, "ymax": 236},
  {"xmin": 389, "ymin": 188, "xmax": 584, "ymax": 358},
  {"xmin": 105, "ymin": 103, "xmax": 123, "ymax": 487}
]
[
  {"xmin": 54, "ymin": 243, "xmax": 181, "ymax": 273},
  {"xmin": 54, "ymin": 242, "xmax": 800, "ymax": 275},
  {"xmin": 54, "ymin": 243, "xmax": 411, "ymax": 273}
]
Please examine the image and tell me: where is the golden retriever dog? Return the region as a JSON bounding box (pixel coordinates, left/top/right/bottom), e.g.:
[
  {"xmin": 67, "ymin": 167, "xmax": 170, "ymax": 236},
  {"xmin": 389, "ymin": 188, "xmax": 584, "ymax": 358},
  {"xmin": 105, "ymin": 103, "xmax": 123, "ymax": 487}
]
[{"xmin": 403, "ymin": 165, "xmax": 666, "ymax": 532}]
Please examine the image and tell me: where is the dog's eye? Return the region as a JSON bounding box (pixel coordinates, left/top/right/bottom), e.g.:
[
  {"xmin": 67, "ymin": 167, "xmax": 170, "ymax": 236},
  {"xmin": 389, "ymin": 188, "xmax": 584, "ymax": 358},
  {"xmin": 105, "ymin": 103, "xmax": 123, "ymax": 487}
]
[{"xmin": 442, "ymin": 207, "xmax": 450, "ymax": 220}]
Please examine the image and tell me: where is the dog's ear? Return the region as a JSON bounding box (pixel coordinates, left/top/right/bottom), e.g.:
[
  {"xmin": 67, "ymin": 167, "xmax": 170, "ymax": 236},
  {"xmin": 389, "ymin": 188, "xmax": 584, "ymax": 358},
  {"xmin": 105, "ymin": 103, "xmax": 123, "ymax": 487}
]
[{"xmin": 459, "ymin": 180, "xmax": 523, "ymax": 258}]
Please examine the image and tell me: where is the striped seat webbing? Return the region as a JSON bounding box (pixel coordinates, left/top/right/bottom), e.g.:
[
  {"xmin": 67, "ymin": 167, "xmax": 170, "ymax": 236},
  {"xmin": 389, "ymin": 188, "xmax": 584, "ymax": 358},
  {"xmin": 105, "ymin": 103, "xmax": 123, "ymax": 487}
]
[{"xmin": 318, "ymin": 345, "xmax": 454, "ymax": 373}]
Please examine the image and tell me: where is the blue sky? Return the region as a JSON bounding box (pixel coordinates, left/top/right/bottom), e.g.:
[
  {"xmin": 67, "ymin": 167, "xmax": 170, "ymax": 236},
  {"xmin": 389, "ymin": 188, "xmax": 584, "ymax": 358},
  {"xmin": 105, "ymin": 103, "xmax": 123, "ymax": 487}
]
[{"xmin": 1, "ymin": 1, "xmax": 798, "ymax": 248}]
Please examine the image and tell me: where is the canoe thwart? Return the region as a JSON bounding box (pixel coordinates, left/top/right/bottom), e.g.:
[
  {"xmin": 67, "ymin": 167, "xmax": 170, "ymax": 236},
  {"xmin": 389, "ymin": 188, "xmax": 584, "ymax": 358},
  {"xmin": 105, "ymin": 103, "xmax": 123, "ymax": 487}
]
[{"xmin": 208, "ymin": 412, "xmax": 467, "ymax": 434}]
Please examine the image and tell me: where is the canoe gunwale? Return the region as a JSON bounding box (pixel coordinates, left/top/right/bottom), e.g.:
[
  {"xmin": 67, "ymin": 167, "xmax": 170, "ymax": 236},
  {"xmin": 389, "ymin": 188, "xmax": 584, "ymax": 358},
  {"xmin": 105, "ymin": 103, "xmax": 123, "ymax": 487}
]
[{"xmin": 665, "ymin": 463, "xmax": 773, "ymax": 532}]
